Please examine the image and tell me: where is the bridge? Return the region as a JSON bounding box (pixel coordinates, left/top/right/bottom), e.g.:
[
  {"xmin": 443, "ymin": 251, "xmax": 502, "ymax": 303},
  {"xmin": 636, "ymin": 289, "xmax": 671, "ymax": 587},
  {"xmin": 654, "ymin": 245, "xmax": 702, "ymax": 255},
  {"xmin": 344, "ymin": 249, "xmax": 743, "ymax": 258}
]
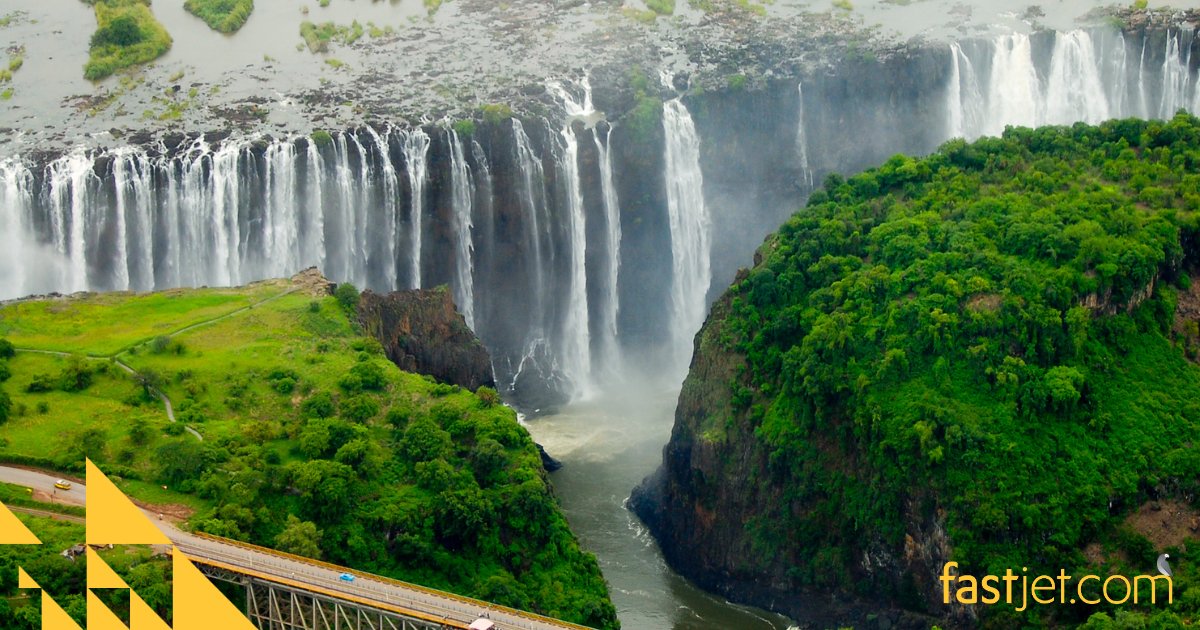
[{"xmin": 0, "ymin": 466, "xmax": 595, "ymax": 630}]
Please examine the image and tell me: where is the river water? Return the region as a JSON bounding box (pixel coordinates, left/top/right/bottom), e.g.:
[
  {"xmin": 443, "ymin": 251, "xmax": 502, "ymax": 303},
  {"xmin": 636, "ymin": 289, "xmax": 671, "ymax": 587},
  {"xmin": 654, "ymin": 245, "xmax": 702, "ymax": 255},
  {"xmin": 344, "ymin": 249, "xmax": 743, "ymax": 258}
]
[{"xmin": 525, "ymin": 385, "xmax": 796, "ymax": 630}]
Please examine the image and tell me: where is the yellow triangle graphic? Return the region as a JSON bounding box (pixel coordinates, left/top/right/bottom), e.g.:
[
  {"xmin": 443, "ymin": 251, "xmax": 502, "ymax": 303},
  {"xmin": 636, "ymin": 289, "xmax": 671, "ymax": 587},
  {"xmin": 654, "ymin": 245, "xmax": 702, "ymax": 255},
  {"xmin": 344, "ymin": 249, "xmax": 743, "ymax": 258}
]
[
  {"xmin": 173, "ymin": 551, "xmax": 256, "ymax": 630},
  {"xmin": 0, "ymin": 500, "xmax": 41, "ymax": 545},
  {"xmin": 87, "ymin": 547, "xmax": 130, "ymax": 589},
  {"xmin": 18, "ymin": 566, "xmax": 40, "ymax": 589},
  {"xmin": 87, "ymin": 590, "xmax": 131, "ymax": 630},
  {"xmin": 85, "ymin": 459, "xmax": 170, "ymax": 546},
  {"xmin": 130, "ymin": 589, "xmax": 173, "ymax": 630},
  {"xmin": 41, "ymin": 591, "xmax": 84, "ymax": 630}
]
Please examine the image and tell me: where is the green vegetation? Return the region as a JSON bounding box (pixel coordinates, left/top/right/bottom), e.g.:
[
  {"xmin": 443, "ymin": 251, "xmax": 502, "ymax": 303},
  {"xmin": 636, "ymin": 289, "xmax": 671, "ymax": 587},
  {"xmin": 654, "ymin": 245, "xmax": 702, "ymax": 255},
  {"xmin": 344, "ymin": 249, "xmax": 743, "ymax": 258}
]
[
  {"xmin": 623, "ymin": 66, "xmax": 662, "ymax": 142},
  {"xmin": 184, "ymin": 0, "xmax": 253, "ymax": 33},
  {"xmin": 481, "ymin": 103, "xmax": 513, "ymax": 125},
  {"xmin": 717, "ymin": 115, "xmax": 1200, "ymax": 626},
  {"xmin": 688, "ymin": 0, "xmax": 768, "ymax": 16},
  {"xmin": 83, "ymin": 0, "xmax": 172, "ymax": 81},
  {"xmin": 299, "ymin": 20, "xmax": 363, "ymax": 53},
  {"xmin": 645, "ymin": 0, "xmax": 676, "ymax": 14},
  {"xmin": 0, "ymin": 278, "xmax": 618, "ymax": 628},
  {"xmin": 452, "ymin": 119, "xmax": 476, "ymax": 138},
  {"xmin": 0, "ymin": 513, "xmax": 173, "ymax": 628},
  {"xmin": 424, "ymin": 0, "xmax": 444, "ymax": 16},
  {"xmin": 832, "ymin": 0, "xmax": 853, "ymax": 10},
  {"xmin": 310, "ymin": 129, "xmax": 334, "ymax": 148}
]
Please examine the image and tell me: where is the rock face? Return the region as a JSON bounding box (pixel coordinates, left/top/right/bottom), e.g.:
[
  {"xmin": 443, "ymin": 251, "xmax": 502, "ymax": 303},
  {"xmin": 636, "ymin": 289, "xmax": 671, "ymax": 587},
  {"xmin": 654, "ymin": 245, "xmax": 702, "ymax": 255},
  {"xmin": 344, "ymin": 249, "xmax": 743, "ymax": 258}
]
[
  {"xmin": 356, "ymin": 287, "xmax": 495, "ymax": 392},
  {"xmin": 629, "ymin": 288, "xmax": 939, "ymax": 630}
]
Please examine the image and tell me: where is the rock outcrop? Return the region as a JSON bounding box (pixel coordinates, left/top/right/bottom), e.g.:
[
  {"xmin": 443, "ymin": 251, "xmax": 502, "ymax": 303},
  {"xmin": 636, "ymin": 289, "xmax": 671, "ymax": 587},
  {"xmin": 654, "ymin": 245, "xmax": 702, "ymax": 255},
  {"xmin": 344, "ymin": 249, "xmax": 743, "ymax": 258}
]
[{"xmin": 356, "ymin": 287, "xmax": 495, "ymax": 392}]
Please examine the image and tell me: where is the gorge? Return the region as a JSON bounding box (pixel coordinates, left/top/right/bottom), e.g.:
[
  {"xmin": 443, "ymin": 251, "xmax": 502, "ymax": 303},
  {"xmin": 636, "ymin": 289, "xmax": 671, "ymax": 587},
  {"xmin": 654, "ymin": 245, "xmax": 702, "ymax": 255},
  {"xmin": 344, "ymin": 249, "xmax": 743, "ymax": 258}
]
[{"xmin": 2, "ymin": 2, "xmax": 1200, "ymax": 627}]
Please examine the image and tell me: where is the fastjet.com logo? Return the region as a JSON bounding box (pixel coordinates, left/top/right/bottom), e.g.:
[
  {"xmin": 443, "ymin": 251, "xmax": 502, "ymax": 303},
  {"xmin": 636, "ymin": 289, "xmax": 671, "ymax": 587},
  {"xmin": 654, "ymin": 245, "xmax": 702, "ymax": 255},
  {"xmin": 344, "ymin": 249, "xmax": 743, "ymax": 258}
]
[
  {"xmin": 0, "ymin": 460, "xmax": 255, "ymax": 630},
  {"xmin": 940, "ymin": 558, "xmax": 1175, "ymax": 612}
]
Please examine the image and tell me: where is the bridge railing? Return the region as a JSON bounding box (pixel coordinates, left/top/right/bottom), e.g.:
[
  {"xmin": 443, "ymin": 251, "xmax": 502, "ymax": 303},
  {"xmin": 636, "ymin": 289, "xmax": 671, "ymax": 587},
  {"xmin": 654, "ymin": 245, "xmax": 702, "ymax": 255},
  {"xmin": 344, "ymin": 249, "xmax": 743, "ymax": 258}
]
[{"xmin": 188, "ymin": 531, "xmax": 596, "ymax": 630}]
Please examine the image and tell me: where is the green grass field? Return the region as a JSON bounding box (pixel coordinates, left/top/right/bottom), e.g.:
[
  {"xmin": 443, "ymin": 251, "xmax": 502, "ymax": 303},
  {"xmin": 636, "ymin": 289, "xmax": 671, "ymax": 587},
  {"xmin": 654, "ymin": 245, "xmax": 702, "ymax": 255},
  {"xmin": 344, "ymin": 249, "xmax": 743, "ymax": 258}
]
[{"xmin": 0, "ymin": 282, "xmax": 286, "ymax": 355}]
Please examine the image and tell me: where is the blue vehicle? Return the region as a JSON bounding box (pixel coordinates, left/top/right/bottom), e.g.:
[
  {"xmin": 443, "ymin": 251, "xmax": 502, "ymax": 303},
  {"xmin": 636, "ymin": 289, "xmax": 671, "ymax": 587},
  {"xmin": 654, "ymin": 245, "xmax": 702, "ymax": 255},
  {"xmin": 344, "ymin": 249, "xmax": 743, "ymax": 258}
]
[{"xmin": 339, "ymin": 573, "xmax": 355, "ymax": 583}]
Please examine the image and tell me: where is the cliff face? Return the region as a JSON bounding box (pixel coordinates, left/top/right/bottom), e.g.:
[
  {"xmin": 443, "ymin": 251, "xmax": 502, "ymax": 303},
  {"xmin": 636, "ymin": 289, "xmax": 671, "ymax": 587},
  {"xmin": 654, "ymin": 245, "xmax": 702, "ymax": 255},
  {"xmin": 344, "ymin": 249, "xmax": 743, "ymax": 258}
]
[
  {"xmin": 357, "ymin": 287, "xmax": 495, "ymax": 392},
  {"xmin": 630, "ymin": 283, "xmax": 943, "ymax": 630},
  {"xmin": 632, "ymin": 118, "xmax": 1200, "ymax": 629}
]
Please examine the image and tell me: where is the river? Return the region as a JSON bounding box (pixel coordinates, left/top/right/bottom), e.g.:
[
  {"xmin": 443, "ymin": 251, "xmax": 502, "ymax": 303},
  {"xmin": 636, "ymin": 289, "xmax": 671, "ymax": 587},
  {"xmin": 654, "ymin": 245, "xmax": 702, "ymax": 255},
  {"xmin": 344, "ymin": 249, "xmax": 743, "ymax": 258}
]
[{"xmin": 525, "ymin": 385, "xmax": 796, "ymax": 630}]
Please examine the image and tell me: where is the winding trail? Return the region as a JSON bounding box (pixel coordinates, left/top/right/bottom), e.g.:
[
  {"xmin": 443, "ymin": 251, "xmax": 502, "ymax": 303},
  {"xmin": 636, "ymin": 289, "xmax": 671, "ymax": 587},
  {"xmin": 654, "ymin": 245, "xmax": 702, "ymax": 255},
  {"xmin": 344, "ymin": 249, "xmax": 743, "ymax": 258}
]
[{"xmin": 10, "ymin": 287, "xmax": 299, "ymax": 444}]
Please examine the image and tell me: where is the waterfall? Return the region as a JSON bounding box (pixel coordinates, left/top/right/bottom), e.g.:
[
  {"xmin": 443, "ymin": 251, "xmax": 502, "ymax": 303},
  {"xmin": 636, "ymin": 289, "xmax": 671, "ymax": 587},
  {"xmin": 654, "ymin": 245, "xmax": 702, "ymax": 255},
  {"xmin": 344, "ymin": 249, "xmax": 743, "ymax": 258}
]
[
  {"xmin": 594, "ymin": 124, "xmax": 622, "ymax": 376},
  {"xmin": 263, "ymin": 140, "xmax": 301, "ymax": 279},
  {"xmin": 985, "ymin": 33, "xmax": 1041, "ymax": 136},
  {"xmin": 512, "ymin": 119, "xmax": 547, "ymax": 329},
  {"xmin": 795, "ymin": 82, "xmax": 814, "ymax": 188},
  {"xmin": 661, "ymin": 99, "xmax": 712, "ymax": 373},
  {"xmin": 1160, "ymin": 27, "xmax": 1195, "ymax": 119},
  {"xmin": 365, "ymin": 126, "xmax": 401, "ymax": 290},
  {"xmin": 45, "ymin": 151, "xmax": 94, "ymax": 293},
  {"xmin": 111, "ymin": 149, "xmax": 156, "ymax": 291},
  {"xmin": 447, "ymin": 128, "xmax": 476, "ymax": 330},
  {"xmin": 948, "ymin": 27, "xmax": 1199, "ymax": 141},
  {"xmin": 209, "ymin": 142, "xmax": 244, "ymax": 287},
  {"xmin": 402, "ymin": 129, "xmax": 430, "ymax": 289},
  {"xmin": 0, "ymin": 159, "xmax": 41, "ymax": 298},
  {"xmin": 549, "ymin": 80, "xmax": 596, "ymax": 396},
  {"xmin": 1045, "ymin": 30, "xmax": 1110, "ymax": 125},
  {"xmin": 303, "ymin": 138, "xmax": 327, "ymax": 275}
]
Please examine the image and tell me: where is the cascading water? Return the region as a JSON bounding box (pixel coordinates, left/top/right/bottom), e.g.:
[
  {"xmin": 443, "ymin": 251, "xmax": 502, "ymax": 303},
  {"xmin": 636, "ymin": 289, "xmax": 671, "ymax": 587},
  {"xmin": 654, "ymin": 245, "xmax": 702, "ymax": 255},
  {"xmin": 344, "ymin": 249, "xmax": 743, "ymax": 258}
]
[
  {"xmin": 795, "ymin": 81, "xmax": 814, "ymax": 189},
  {"xmin": 365, "ymin": 126, "xmax": 401, "ymax": 290},
  {"xmin": 548, "ymin": 80, "xmax": 598, "ymax": 397},
  {"xmin": 593, "ymin": 124, "xmax": 622, "ymax": 378},
  {"xmin": 402, "ymin": 129, "xmax": 431, "ymax": 289},
  {"xmin": 447, "ymin": 128, "xmax": 477, "ymax": 330},
  {"xmin": 985, "ymin": 33, "xmax": 1042, "ymax": 135},
  {"xmin": 3, "ymin": 25, "xmax": 1198, "ymax": 409},
  {"xmin": 948, "ymin": 27, "xmax": 1200, "ymax": 141},
  {"xmin": 661, "ymin": 98, "xmax": 712, "ymax": 374},
  {"xmin": 1045, "ymin": 30, "xmax": 1110, "ymax": 125}
]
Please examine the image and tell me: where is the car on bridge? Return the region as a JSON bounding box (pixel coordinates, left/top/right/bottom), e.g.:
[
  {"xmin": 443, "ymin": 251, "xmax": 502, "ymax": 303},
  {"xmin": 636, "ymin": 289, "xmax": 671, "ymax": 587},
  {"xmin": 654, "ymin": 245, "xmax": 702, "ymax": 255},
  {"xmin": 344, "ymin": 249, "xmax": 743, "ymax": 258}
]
[
  {"xmin": 338, "ymin": 573, "xmax": 355, "ymax": 583},
  {"xmin": 469, "ymin": 619, "xmax": 495, "ymax": 630}
]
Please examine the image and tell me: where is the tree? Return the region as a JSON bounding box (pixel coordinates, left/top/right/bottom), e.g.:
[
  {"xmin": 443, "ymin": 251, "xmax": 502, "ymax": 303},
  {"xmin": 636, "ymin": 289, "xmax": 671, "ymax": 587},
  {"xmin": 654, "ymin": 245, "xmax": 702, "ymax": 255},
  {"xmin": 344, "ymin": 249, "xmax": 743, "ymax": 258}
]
[
  {"xmin": 301, "ymin": 391, "xmax": 336, "ymax": 418},
  {"xmin": 154, "ymin": 439, "xmax": 208, "ymax": 486},
  {"xmin": 0, "ymin": 338, "xmax": 13, "ymax": 359},
  {"xmin": 275, "ymin": 515, "xmax": 323, "ymax": 558},
  {"xmin": 334, "ymin": 283, "xmax": 360, "ymax": 311},
  {"xmin": 90, "ymin": 14, "xmax": 144, "ymax": 48},
  {"xmin": 0, "ymin": 389, "xmax": 9, "ymax": 425}
]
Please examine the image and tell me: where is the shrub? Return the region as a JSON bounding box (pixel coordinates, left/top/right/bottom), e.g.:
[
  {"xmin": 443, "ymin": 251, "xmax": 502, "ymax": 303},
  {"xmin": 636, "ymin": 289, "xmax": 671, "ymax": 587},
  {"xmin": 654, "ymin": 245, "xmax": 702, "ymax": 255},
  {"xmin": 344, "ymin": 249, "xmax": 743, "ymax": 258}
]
[
  {"xmin": 0, "ymin": 362, "xmax": 10, "ymax": 383},
  {"xmin": 334, "ymin": 282, "xmax": 359, "ymax": 311},
  {"xmin": 339, "ymin": 395, "xmax": 379, "ymax": 423},
  {"xmin": 35, "ymin": 401, "xmax": 48, "ymax": 415},
  {"xmin": 308, "ymin": 300, "xmax": 322, "ymax": 313},
  {"xmin": 164, "ymin": 422, "xmax": 184, "ymax": 436},
  {"xmin": 476, "ymin": 386, "xmax": 501, "ymax": 407},
  {"xmin": 452, "ymin": 119, "xmax": 476, "ymax": 137},
  {"xmin": 349, "ymin": 361, "xmax": 386, "ymax": 391},
  {"xmin": 645, "ymin": 0, "xmax": 675, "ymax": 14},
  {"xmin": 58, "ymin": 359, "xmax": 94, "ymax": 392},
  {"xmin": 183, "ymin": 0, "xmax": 254, "ymax": 33},
  {"xmin": 301, "ymin": 391, "xmax": 336, "ymax": 418},
  {"xmin": 0, "ymin": 389, "xmax": 10, "ymax": 425},
  {"xmin": 26, "ymin": 373, "xmax": 55, "ymax": 393},
  {"xmin": 84, "ymin": 1, "xmax": 173, "ymax": 81},
  {"xmin": 481, "ymin": 104, "xmax": 513, "ymax": 125},
  {"xmin": 0, "ymin": 338, "xmax": 13, "ymax": 359}
]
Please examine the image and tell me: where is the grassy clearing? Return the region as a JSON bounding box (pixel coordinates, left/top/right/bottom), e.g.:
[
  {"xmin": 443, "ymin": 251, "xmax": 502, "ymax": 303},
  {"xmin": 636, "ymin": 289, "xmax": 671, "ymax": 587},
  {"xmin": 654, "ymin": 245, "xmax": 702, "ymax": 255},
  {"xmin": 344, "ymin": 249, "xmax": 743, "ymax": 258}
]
[
  {"xmin": 83, "ymin": 0, "xmax": 172, "ymax": 81},
  {"xmin": 1, "ymin": 352, "xmax": 167, "ymax": 473},
  {"xmin": 0, "ymin": 282, "xmax": 285, "ymax": 355},
  {"xmin": 0, "ymin": 277, "xmax": 618, "ymax": 627},
  {"xmin": 183, "ymin": 0, "xmax": 254, "ymax": 33}
]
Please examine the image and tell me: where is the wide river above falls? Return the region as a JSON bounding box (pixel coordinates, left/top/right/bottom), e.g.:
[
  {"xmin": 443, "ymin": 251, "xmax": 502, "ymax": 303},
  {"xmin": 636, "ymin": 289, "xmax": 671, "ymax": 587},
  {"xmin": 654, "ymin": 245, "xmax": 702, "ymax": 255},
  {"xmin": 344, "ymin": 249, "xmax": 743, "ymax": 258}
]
[{"xmin": 525, "ymin": 386, "xmax": 797, "ymax": 630}]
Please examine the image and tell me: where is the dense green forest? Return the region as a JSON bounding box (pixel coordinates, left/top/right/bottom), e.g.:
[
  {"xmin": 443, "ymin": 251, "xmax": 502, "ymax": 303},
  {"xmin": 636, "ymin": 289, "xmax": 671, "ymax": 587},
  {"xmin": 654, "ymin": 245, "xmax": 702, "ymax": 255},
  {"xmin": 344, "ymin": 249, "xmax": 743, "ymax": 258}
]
[
  {"xmin": 0, "ymin": 281, "xmax": 617, "ymax": 628},
  {"xmin": 720, "ymin": 113, "xmax": 1200, "ymax": 627}
]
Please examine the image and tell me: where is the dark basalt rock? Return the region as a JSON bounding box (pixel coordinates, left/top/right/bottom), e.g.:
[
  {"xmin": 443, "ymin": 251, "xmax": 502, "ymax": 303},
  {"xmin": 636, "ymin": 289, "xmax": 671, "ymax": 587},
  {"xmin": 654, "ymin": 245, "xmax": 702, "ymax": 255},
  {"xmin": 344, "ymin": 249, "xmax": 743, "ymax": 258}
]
[{"xmin": 357, "ymin": 286, "xmax": 496, "ymax": 392}]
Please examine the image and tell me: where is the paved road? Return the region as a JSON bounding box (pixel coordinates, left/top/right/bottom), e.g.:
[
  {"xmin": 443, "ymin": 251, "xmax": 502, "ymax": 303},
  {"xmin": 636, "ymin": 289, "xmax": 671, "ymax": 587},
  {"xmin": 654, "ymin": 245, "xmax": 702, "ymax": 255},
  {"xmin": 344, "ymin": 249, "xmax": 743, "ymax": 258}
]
[{"xmin": 0, "ymin": 466, "xmax": 591, "ymax": 630}]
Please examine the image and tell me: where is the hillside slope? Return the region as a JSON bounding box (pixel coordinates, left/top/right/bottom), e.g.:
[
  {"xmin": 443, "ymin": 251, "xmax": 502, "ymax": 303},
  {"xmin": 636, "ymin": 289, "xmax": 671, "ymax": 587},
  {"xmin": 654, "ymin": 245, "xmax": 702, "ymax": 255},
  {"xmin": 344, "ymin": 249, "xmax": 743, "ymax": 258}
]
[
  {"xmin": 0, "ymin": 273, "xmax": 617, "ymax": 628},
  {"xmin": 633, "ymin": 115, "xmax": 1200, "ymax": 629}
]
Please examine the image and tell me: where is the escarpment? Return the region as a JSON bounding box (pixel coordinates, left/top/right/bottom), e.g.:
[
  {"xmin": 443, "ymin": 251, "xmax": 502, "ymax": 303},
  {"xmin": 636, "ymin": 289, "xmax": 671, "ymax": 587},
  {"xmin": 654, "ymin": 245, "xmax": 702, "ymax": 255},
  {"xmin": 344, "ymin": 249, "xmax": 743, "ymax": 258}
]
[{"xmin": 634, "ymin": 117, "xmax": 1200, "ymax": 629}]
